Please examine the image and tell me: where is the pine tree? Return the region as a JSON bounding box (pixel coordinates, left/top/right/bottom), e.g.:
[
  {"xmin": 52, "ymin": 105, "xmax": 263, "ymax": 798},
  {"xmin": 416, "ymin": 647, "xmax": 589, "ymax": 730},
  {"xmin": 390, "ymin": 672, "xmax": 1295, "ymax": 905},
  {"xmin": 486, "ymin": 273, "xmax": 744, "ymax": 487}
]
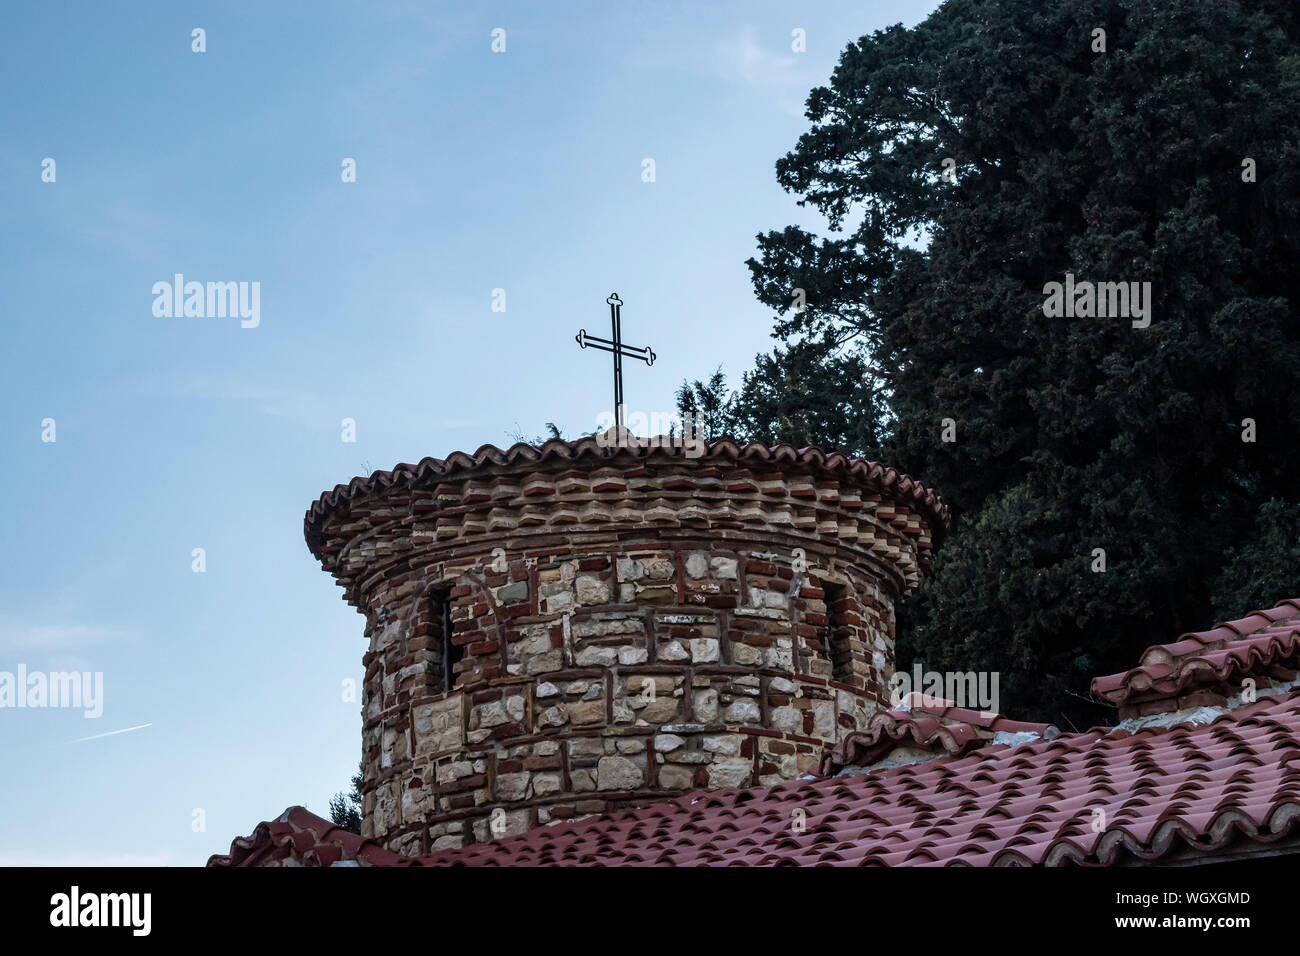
[
  {"xmin": 733, "ymin": 0, "xmax": 1300, "ymax": 726},
  {"xmin": 328, "ymin": 763, "xmax": 364, "ymax": 835}
]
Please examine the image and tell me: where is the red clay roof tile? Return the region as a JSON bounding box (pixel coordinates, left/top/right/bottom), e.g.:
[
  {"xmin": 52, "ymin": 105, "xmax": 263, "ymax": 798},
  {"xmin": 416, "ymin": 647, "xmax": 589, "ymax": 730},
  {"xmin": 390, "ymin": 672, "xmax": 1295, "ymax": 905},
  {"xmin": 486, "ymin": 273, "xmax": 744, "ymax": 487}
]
[
  {"xmin": 1092, "ymin": 599, "xmax": 1300, "ymax": 711},
  {"xmin": 302, "ymin": 438, "xmax": 950, "ymax": 561},
  {"xmin": 818, "ymin": 696, "xmax": 1059, "ymax": 775},
  {"xmin": 210, "ymin": 687, "xmax": 1300, "ymax": 867},
  {"xmin": 213, "ymin": 599, "xmax": 1300, "ymax": 867},
  {"xmin": 207, "ymin": 807, "xmax": 411, "ymax": 868}
]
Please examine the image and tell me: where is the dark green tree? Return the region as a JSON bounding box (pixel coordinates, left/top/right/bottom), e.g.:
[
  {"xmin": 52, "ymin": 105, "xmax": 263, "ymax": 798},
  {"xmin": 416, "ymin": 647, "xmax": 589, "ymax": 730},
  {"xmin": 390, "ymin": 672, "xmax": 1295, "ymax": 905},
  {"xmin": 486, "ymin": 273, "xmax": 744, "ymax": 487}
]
[
  {"xmin": 675, "ymin": 341, "xmax": 887, "ymax": 456},
  {"xmin": 328, "ymin": 763, "xmax": 364, "ymax": 835},
  {"xmin": 729, "ymin": 338, "xmax": 886, "ymax": 457},
  {"xmin": 1211, "ymin": 500, "xmax": 1300, "ymax": 621},
  {"xmin": 737, "ymin": 0, "xmax": 1300, "ymax": 726},
  {"xmin": 675, "ymin": 367, "xmax": 736, "ymax": 441}
]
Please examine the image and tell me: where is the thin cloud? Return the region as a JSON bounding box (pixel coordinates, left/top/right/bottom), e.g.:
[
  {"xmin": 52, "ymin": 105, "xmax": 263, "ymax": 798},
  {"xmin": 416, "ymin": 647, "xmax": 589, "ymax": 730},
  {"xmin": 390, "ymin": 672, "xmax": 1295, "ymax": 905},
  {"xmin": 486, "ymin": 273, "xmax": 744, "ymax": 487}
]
[
  {"xmin": 716, "ymin": 27, "xmax": 823, "ymax": 116},
  {"xmin": 131, "ymin": 373, "xmax": 323, "ymax": 420},
  {"xmin": 0, "ymin": 621, "xmax": 125, "ymax": 653}
]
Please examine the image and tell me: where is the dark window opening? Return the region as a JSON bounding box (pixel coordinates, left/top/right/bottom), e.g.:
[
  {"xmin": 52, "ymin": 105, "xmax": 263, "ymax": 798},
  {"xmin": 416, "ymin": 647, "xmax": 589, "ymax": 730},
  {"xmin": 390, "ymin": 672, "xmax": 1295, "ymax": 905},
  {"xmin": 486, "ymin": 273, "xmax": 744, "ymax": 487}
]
[
  {"xmin": 431, "ymin": 589, "xmax": 463, "ymax": 692},
  {"xmin": 823, "ymin": 582, "xmax": 854, "ymax": 682}
]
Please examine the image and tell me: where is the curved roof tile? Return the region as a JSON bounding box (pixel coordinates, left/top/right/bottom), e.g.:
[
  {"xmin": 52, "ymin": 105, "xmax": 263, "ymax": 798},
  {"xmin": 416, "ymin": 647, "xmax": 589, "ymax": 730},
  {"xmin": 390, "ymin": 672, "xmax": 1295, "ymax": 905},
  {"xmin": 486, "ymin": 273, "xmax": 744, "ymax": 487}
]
[
  {"xmin": 302, "ymin": 437, "xmax": 950, "ymax": 560},
  {"xmin": 1092, "ymin": 599, "xmax": 1300, "ymax": 711},
  {"xmin": 819, "ymin": 696, "xmax": 1059, "ymax": 775},
  {"xmin": 211, "ymin": 687, "xmax": 1300, "ymax": 868}
]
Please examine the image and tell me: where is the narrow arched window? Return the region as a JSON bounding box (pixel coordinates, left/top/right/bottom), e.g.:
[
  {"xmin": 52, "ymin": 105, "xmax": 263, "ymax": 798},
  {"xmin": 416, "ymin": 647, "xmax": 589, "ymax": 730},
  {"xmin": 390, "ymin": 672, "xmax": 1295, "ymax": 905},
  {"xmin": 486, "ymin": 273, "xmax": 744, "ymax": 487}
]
[
  {"xmin": 823, "ymin": 581, "xmax": 855, "ymax": 682},
  {"xmin": 430, "ymin": 589, "xmax": 463, "ymax": 692}
]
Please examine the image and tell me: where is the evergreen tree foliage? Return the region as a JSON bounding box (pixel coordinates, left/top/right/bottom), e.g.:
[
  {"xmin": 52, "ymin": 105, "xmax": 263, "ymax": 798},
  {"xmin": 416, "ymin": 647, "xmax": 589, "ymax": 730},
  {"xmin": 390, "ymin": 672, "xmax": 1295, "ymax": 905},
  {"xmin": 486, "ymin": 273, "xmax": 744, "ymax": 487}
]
[{"xmin": 700, "ymin": 0, "xmax": 1300, "ymax": 725}]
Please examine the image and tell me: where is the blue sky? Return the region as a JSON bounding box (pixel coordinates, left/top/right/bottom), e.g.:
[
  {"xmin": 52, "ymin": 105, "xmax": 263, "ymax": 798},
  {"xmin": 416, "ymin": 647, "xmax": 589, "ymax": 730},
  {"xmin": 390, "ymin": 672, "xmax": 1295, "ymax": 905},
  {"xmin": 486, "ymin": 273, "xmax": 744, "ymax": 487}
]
[{"xmin": 0, "ymin": 0, "xmax": 939, "ymax": 865}]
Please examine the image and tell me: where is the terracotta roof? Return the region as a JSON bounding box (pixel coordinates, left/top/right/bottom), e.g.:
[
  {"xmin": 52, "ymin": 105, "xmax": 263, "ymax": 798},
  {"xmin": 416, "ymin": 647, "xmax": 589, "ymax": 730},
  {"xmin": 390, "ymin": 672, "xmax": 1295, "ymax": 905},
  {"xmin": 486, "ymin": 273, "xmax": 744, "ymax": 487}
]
[
  {"xmin": 206, "ymin": 807, "xmax": 409, "ymax": 868},
  {"xmin": 211, "ymin": 687, "xmax": 1300, "ymax": 867},
  {"xmin": 302, "ymin": 437, "xmax": 950, "ymax": 561},
  {"xmin": 1092, "ymin": 599, "xmax": 1300, "ymax": 713},
  {"xmin": 819, "ymin": 695, "xmax": 1059, "ymax": 775}
]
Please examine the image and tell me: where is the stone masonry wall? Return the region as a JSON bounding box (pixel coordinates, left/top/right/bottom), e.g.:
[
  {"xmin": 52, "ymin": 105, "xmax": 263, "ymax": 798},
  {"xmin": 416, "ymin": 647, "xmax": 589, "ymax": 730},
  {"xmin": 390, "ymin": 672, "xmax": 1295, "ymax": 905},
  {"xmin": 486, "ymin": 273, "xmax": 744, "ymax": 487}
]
[{"xmin": 306, "ymin": 441, "xmax": 944, "ymax": 855}]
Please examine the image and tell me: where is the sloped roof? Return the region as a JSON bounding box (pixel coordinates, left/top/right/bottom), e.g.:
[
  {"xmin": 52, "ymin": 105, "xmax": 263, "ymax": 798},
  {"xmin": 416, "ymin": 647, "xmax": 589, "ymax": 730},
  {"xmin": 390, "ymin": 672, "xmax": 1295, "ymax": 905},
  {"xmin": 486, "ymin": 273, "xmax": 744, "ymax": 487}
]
[
  {"xmin": 819, "ymin": 695, "xmax": 1059, "ymax": 775},
  {"xmin": 209, "ymin": 807, "xmax": 407, "ymax": 868},
  {"xmin": 1091, "ymin": 599, "xmax": 1300, "ymax": 712},
  {"xmin": 303, "ymin": 437, "xmax": 950, "ymax": 560},
  {"xmin": 210, "ymin": 688, "xmax": 1300, "ymax": 867},
  {"xmin": 212, "ymin": 599, "xmax": 1300, "ymax": 867}
]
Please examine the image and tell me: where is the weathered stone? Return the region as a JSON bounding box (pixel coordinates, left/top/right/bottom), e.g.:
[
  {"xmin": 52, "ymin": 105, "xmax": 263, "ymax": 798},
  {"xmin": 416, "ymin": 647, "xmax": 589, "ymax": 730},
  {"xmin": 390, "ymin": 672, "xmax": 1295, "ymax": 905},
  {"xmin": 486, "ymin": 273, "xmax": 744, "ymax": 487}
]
[
  {"xmin": 497, "ymin": 581, "xmax": 529, "ymax": 604},
  {"xmin": 685, "ymin": 552, "xmax": 709, "ymax": 579},
  {"xmin": 538, "ymin": 705, "xmax": 566, "ymax": 728},
  {"xmin": 812, "ymin": 699, "xmax": 836, "ymax": 738},
  {"xmin": 693, "ymin": 689, "xmax": 719, "ymax": 723},
  {"xmin": 640, "ymin": 696, "xmax": 679, "ymax": 722},
  {"xmin": 660, "ymin": 640, "xmax": 690, "ymax": 661},
  {"xmin": 611, "ymin": 698, "xmax": 635, "ymax": 723},
  {"xmin": 532, "ymin": 772, "xmax": 562, "ymax": 796},
  {"xmin": 702, "ymin": 734, "xmax": 741, "ymax": 756},
  {"xmin": 577, "ymin": 644, "xmax": 619, "ymax": 667},
  {"xmin": 575, "ymin": 575, "xmax": 610, "ymax": 605},
  {"xmin": 569, "ymin": 737, "xmax": 604, "ymax": 757},
  {"xmin": 658, "ymin": 764, "xmax": 694, "ymax": 790},
  {"xmin": 771, "ymin": 706, "xmax": 802, "ymax": 734},
  {"xmin": 618, "ymin": 645, "xmax": 648, "ymax": 665},
  {"xmin": 725, "ymin": 699, "xmax": 761, "ymax": 722},
  {"xmin": 496, "ymin": 772, "xmax": 530, "ymax": 801},
  {"xmin": 526, "ymin": 650, "xmax": 562, "ymax": 674},
  {"xmin": 568, "ymin": 699, "xmax": 606, "ymax": 726},
  {"xmin": 664, "ymin": 749, "xmax": 712, "ymax": 764},
  {"xmin": 597, "ymin": 755, "xmax": 644, "ymax": 790},
  {"xmin": 690, "ymin": 638, "xmax": 720, "ymax": 662},
  {"xmin": 574, "ymin": 616, "xmax": 642, "ymax": 637},
  {"xmin": 710, "ymin": 557, "xmax": 738, "ymax": 579},
  {"xmin": 477, "ymin": 699, "xmax": 511, "ymax": 727},
  {"xmin": 505, "ymin": 695, "xmax": 526, "ymax": 722},
  {"xmin": 642, "ymin": 557, "xmax": 674, "ymax": 580},
  {"xmin": 544, "ymin": 591, "xmax": 573, "ymax": 613},
  {"xmin": 707, "ymin": 758, "xmax": 752, "ymax": 789}
]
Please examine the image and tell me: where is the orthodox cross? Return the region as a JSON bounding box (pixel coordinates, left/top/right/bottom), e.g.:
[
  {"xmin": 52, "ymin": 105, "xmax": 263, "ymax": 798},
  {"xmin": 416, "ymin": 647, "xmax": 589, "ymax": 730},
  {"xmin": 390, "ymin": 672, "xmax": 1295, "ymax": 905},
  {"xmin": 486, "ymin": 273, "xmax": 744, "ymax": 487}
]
[{"xmin": 575, "ymin": 293, "xmax": 656, "ymax": 432}]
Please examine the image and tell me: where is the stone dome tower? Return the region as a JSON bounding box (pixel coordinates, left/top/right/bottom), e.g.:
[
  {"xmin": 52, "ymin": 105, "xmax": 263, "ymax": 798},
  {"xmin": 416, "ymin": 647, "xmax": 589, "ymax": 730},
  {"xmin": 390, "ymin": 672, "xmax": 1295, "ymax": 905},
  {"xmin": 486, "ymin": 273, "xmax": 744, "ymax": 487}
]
[{"xmin": 305, "ymin": 437, "xmax": 947, "ymax": 855}]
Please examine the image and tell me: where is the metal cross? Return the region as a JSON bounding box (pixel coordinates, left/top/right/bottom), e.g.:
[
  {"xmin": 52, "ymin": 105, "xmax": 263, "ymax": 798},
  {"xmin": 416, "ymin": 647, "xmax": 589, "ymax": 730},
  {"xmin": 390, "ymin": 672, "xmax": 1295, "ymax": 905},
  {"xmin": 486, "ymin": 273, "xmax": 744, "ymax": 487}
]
[{"xmin": 575, "ymin": 293, "xmax": 656, "ymax": 432}]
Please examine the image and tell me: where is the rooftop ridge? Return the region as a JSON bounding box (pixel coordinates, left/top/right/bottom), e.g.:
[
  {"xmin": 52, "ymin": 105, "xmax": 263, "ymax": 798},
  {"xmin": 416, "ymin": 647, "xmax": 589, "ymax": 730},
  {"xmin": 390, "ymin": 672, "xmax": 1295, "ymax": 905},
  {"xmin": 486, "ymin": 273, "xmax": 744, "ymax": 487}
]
[
  {"xmin": 303, "ymin": 437, "xmax": 950, "ymax": 561},
  {"xmin": 819, "ymin": 699, "xmax": 1060, "ymax": 775},
  {"xmin": 1091, "ymin": 598, "xmax": 1300, "ymax": 716}
]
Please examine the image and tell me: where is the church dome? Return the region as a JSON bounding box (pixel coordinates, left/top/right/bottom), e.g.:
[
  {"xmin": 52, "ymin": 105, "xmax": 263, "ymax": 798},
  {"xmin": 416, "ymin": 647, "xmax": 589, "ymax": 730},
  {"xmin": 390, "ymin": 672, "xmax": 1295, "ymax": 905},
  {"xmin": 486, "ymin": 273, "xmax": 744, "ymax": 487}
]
[{"xmin": 306, "ymin": 437, "xmax": 947, "ymax": 854}]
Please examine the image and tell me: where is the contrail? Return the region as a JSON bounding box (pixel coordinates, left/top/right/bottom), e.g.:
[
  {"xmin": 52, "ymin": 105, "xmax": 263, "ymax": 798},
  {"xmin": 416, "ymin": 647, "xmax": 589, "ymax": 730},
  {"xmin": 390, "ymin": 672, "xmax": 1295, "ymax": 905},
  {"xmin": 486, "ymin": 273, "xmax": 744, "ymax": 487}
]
[{"xmin": 70, "ymin": 722, "xmax": 152, "ymax": 743}]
